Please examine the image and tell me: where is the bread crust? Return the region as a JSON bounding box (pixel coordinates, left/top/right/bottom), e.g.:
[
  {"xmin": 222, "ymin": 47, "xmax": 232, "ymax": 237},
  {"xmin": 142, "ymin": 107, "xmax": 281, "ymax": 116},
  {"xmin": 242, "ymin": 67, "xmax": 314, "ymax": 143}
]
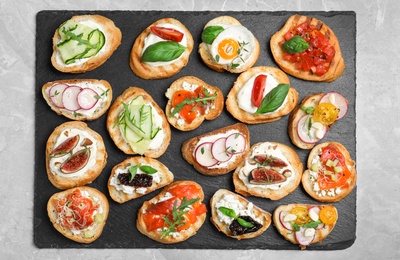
[
  {"xmin": 106, "ymin": 87, "xmax": 171, "ymax": 158},
  {"xmin": 226, "ymin": 66, "xmax": 298, "ymax": 124},
  {"xmin": 210, "ymin": 189, "xmax": 271, "ymax": 240},
  {"xmin": 270, "ymin": 14, "xmax": 345, "ymax": 82},
  {"xmin": 136, "ymin": 180, "xmax": 206, "ymax": 244},
  {"xmin": 108, "ymin": 156, "xmax": 174, "ymax": 203},
  {"xmin": 51, "ymin": 14, "xmax": 122, "ymax": 73},
  {"xmin": 41, "ymin": 79, "xmax": 113, "ymax": 121},
  {"xmin": 233, "ymin": 142, "xmax": 303, "ymax": 200},
  {"xmin": 165, "ymin": 76, "xmax": 224, "ymax": 131},
  {"xmin": 130, "ymin": 18, "xmax": 194, "ymax": 79},
  {"xmin": 45, "ymin": 121, "xmax": 107, "ymax": 190},
  {"xmin": 273, "ymin": 204, "xmax": 337, "ymax": 249},
  {"xmin": 181, "ymin": 123, "xmax": 250, "ymax": 176},
  {"xmin": 302, "ymin": 142, "xmax": 357, "ymax": 202},
  {"xmin": 198, "ymin": 16, "xmax": 260, "ymax": 73},
  {"xmin": 47, "ymin": 186, "xmax": 109, "ymax": 243}
]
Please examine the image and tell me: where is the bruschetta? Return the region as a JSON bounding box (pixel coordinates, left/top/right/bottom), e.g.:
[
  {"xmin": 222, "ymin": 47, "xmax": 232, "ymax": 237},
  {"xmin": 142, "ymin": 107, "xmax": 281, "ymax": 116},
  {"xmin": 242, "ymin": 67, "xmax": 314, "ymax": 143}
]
[
  {"xmin": 136, "ymin": 180, "xmax": 207, "ymax": 244},
  {"xmin": 106, "ymin": 87, "xmax": 171, "ymax": 158},
  {"xmin": 302, "ymin": 142, "xmax": 356, "ymax": 202},
  {"xmin": 47, "ymin": 186, "xmax": 109, "ymax": 243},
  {"xmin": 130, "ymin": 18, "xmax": 194, "ymax": 79},
  {"xmin": 51, "ymin": 14, "xmax": 121, "ymax": 73},
  {"xmin": 165, "ymin": 76, "xmax": 224, "ymax": 131},
  {"xmin": 270, "ymin": 14, "xmax": 345, "ymax": 82},
  {"xmin": 108, "ymin": 156, "xmax": 174, "ymax": 203},
  {"xmin": 181, "ymin": 123, "xmax": 250, "ymax": 176},
  {"xmin": 226, "ymin": 66, "xmax": 298, "ymax": 124},
  {"xmin": 198, "ymin": 16, "xmax": 260, "ymax": 73},
  {"xmin": 45, "ymin": 121, "xmax": 107, "ymax": 190},
  {"xmin": 233, "ymin": 142, "xmax": 303, "ymax": 200},
  {"xmin": 210, "ymin": 189, "xmax": 271, "ymax": 240}
]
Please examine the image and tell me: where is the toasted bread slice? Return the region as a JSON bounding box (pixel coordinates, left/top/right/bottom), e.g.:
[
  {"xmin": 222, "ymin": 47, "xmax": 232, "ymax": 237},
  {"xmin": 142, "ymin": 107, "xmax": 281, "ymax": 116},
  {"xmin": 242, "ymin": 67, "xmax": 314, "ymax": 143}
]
[
  {"xmin": 108, "ymin": 156, "xmax": 174, "ymax": 203},
  {"xmin": 130, "ymin": 18, "xmax": 194, "ymax": 79},
  {"xmin": 210, "ymin": 189, "xmax": 271, "ymax": 240},
  {"xmin": 47, "ymin": 186, "xmax": 109, "ymax": 243},
  {"xmin": 181, "ymin": 123, "xmax": 250, "ymax": 176},
  {"xmin": 226, "ymin": 66, "xmax": 298, "ymax": 124},
  {"xmin": 136, "ymin": 180, "xmax": 207, "ymax": 244},
  {"xmin": 106, "ymin": 87, "xmax": 171, "ymax": 158},
  {"xmin": 273, "ymin": 204, "xmax": 338, "ymax": 249},
  {"xmin": 45, "ymin": 121, "xmax": 107, "ymax": 190},
  {"xmin": 302, "ymin": 142, "xmax": 356, "ymax": 202},
  {"xmin": 198, "ymin": 16, "xmax": 260, "ymax": 73},
  {"xmin": 233, "ymin": 142, "xmax": 303, "ymax": 200},
  {"xmin": 165, "ymin": 76, "xmax": 224, "ymax": 131},
  {"xmin": 51, "ymin": 14, "xmax": 121, "ymax": 73},
  {"xmin": 270, "ymin": 14, "xmax": 345, "ymax": 82},
  {"xmin": 42, "ymin": 79, "xmax": 112, "ymax": 121}
]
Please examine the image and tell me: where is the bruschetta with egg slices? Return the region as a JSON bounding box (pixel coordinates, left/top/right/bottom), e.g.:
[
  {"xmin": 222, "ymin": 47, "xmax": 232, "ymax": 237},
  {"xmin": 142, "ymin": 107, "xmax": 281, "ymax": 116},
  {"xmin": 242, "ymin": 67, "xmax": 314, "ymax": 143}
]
[
  {"xmin": 165, "ymin": 76, "xmax": 224, "ymax": 131},
  {"xmin": 273, "ymin": 204, "xmax": 338, "ymax": 249},
  {"xmin": 130, "ymin": 18, "xmax": 194, "ymax": 79},
  {"xmin": 288, "ymin": 92, "xmax": 348, "ymax": 149},
  {"xmin": 45, "ymin": 121, "xmax": 107, "ymax": 190},
  {"xmin": 42, "ymin": 79, "xmax": 112, "ymax": 121},
  {"xmin": 51, "ymin": 14, "xmax": 121, "ymax": 73},
  {"xmin": 199, "ymin": 16, "xmax": 260, "ymax": 73},
  {"xmin": 106, "ymin": 87, "xmax": 171, "ymax": 158},
  {"xmin": 181, "ymin": 123, "xmax": 250, "ymax": 176},
  {"xmin": 302, "ymin": 142, "xmax": 356, "ymax": 202},
  {"xmin": 270, "ymin": 14, "xmax": 345, "ymax": 82},
  {"xmin": 108, "ymin": 156, "xmax": 174, "ymax": 203},
  {"xmin": 136, "ymin": 180, "xmax": 207, "ymax": 244},
  {"xmin": 210, "ymin": 189, "xmax": 271, "ymax": 240},
  {"xmin": 226, "ymin": 66, "xmax": 298, "ymax": 124},
  {"xmin": 47, "ymin": 186, "xmax": 109, "ymax": 243},
  {"xmin": 233, "ymin": 142, "xmax": 303, "ymax": 200}
]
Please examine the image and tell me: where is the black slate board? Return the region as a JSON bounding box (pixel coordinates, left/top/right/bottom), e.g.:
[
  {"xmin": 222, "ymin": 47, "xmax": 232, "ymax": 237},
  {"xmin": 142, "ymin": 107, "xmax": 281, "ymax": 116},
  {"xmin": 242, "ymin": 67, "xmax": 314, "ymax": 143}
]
[{"xmin": 34, "ymin": 10, "xmax": 357, "ymax": 250}]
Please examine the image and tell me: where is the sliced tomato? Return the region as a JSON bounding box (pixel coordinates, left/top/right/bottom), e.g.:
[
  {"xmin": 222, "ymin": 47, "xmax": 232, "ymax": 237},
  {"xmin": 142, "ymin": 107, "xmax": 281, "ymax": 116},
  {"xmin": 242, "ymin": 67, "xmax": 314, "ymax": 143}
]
[
  {"xmin": 251, "ymin": 74, "xmax": 267, "ymax": 107},
  {"xmin": 319, "ymin": 205, "xmax": 337, "ymax": 225},
  {"xmin": 290, "ymin": 206, "xmax": 311, "ymax": 225},
  {"xmin": 150, "ymin": 26, "xmax": 184, "ymax": 42}
]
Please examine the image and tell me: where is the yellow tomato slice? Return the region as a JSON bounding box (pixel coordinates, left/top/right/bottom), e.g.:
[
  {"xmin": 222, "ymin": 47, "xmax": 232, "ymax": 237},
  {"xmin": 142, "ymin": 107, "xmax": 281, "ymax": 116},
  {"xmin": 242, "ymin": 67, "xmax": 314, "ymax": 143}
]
[
  {"xmin": 313, "ymin": 103, "xmax": 339, "ymax": 125},
  {"xmin": 290, "ymin": 206, "xmax": 311, "ymax": 225},
  {"xmin": 319, "ymin": 205, "xmax": 338, "ymax": 225}
]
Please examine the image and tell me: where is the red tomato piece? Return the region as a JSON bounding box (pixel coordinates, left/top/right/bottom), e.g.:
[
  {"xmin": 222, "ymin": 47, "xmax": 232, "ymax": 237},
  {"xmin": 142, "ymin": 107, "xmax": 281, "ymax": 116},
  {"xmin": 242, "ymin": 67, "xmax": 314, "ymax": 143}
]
[
  {"xmin": 150, "ymin": 26, "xmax": 184, "ymax": 42},
  {"xmin": 251, "ymin": 74, "xmax": 267, "ymax": 107}
]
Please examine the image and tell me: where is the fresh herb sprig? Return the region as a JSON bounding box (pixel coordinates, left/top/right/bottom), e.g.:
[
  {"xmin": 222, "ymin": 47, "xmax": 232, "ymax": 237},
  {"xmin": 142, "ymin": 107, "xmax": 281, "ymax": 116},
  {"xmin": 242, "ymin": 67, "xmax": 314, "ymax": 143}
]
[
  {"xmin": 170, "ymin": 91, "xmax": 217, "ymax": 118},
  {"xmin": 127, "ymin": 165, "xmax": 158, "ymax": 182},
  {"xmin": 218, "ymin": 206, "xmax": 254, "ymax": 228}
]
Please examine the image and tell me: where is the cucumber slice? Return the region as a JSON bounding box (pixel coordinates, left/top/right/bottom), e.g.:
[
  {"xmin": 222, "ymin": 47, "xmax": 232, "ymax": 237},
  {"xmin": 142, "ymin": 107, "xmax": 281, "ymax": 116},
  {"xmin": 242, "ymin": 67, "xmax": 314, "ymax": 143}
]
[
  {"xmin": 125, "ymin": 104, "xmax": 153, "ymax": 140},
  {"xmin": 58, "ymin": 39, "xmax": 87, "ymax": 63},
  {"xmin": 124, "ymin": 126, "xmax": 151, "ymax": 155},
  {"xmin": 82, "ymin": 29, "xmax": 105, "ymax": 58}
]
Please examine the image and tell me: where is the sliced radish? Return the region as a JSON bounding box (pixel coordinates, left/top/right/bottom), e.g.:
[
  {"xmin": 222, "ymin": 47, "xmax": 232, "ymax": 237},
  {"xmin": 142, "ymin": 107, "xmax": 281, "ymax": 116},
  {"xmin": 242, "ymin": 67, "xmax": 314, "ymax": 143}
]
[
  {"xmin": 77, "ymin": 88, "xmax": 99, "ymax": 110},
  {"xmin": 225, "ymin": 133, "xmax": 246, "ymax": 154},
  {"xmin": 279, "ymin": 211, "xmax": 293, "ymax": 231},
  {"xmin": 297, "ymin": 115, "xmax": 327, "ymax": 144},
  {"xmin": 295, "ymin": 226, "xmax": 315, "ymax": 246},
  {"xmin": 62, "ymin": 85, "xmax": 82, "ymax": 111},
  {"xmin": 211, "ymin": 137, "xmax": 232, "ymax": 162},
  {"xmin": 194, "ymin": 142, "xmax": 218, "ymax": 167},
  {"xmin": 308, "ymin": 206, "xmax": 325, "ymax": 230},
  {"xmin": 49, "ymin": 83, "xmax": 68, "ymax": 108},
  {"xmin": 319, "ymin": 92, "xmax": 348, "ymax": 120}
]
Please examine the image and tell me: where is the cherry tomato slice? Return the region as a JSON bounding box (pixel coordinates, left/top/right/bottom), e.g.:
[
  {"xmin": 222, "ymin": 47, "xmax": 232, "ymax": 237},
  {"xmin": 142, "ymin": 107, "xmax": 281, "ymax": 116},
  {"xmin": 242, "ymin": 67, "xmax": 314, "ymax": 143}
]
[
  {"xmin": 251, "ymin": 74, "xmax": 267, "ymax": 108},
  {"xmin": 319, "ymin": 205, "xmax": 337, "ymax": 225},
  {"xmin": 313, "ymin": 103, "xmax": 339, "ymax": 125},
  {"xmin": 290, "ymin": 206, "xmax": 311, "ymax": 225},
  {"xmin": 150, "ymin": 26, "xmax": 184, "ymax": 42}
]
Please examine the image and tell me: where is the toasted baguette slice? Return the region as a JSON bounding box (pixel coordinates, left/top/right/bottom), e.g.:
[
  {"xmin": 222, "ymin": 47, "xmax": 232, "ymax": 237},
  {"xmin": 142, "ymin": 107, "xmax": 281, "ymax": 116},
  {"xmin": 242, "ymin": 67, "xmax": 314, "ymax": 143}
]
[
  {"xmin": 273, "ymin": 204, "xmax": 338, "ymax": 249},
  {"xmin": 233, "ymin": 142, "xmax": 303, "ymax": 200},
  {"xmin": 51, "ymin": 15, "xmax": 121, "ymax": 73},
  {"xmin": 42, "ymin": 79, "xmax": 113, "ymax": 121},
  {"xmin": 302, "ymin": 142, "xmax": 356, "ymax": 202},
  {"xmin": 270, "ymin": 14, "xmax": 345, "ymax": 82},
  {"xmin": 198, "ymin": 16, "xmax": 260, "ymax": 73},
  {"xmin": 165, "ymin": 76, "xmax": 224, "ymax": 131},
  {"xmin": 136, "ymin": 180, "xmax": 207, "ymax": 244},
  {"xmin": 108, "ymin": 156, "xmax": 174, "ymax": 203},
  {"xmin": 45, "ymin": 121, "xmax": 107, "ymax": 190},
  {"xmin": 47, "ymin": 186, "xmax": 109, "ymax": 243},
  {"xmin": 210, "ymin": 189, "xmax": 271, "ymax": 240},
  {"xmin": 226, "ymin": 66, "xmax": 298, "ymax": 124},
  {"xmin": 130, "ymin": 18, "xmax": 194, "ymax": 79},
  {"xmin": 181, "ymin": 123, "xmax": 250, "ymax": 176},
  {"xmin": 106, "ymin": 87, "xmax": 171, "ymax": 158}
]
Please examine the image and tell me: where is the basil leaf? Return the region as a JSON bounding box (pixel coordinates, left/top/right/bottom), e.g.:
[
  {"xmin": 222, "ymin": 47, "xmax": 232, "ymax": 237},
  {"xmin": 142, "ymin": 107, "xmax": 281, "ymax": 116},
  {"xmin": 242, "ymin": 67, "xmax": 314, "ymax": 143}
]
[
  {"xmin": 304, "ymin": 220, "xmax": 322, "ymax": 228},
  {"xmin": 141, "ymin": 41, "xmax": 187, "ymax": 62},
  {"xmin": 282, "ymin": 36, "xmax": 309, "ymax": 54},
  {"xmin": 128, "ymin": 165, "xmax": 138, "ymax": 182},
  {"xmin": 237, "ymin": 217, "xmax": 254, "ymax": 228},
  {"xmin": 292, "ymin": 222, "xmax": 300, "ymax": 231},
  {"xmin": 254, "ymin": 84, "xmax": 290, "ymax": 114},
  {"xmin": 218, "ymin": 206, "xmax": 238, "ymax": 219},
  {"xmin": 140, "ymin": 165, "xmax": 158, "ymax": 174},
  {"xmin": 201, "ymin": 26, "xmax": 224, "ymax": 44}
]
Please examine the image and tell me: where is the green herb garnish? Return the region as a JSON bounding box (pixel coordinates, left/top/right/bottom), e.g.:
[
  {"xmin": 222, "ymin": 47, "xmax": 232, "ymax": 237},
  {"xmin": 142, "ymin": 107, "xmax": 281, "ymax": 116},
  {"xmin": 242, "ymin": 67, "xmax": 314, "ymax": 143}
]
[
  {"xmin": 218, "ymin": 206, "xmax": 254, "ymax": 228},
  {"xmin": 142, "ymin": 41, "xmax": 186, "ymax": 62},
  {"xmin": 254, "ymin": 84, "xmax": 289, "ymax": 114},
  {"xmin": 282, "ymin": 35, "xmax": 309, "ymax": 54},
  {"xmin": 201, "ymin": 26, "xmax": 224, "ymax": 44}
]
